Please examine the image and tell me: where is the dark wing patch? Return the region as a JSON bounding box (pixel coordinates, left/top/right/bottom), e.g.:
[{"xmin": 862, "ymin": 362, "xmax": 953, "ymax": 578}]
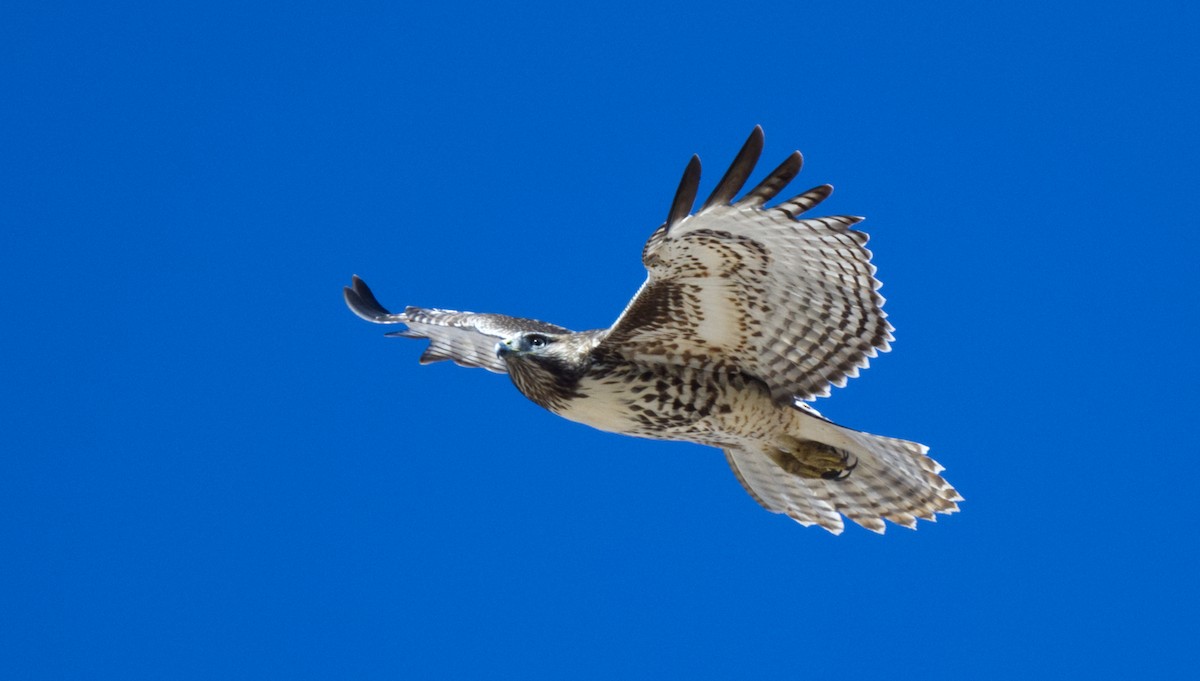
[{"xmin": 344, "ymin": 276, "xmax": 571, "ymax": 374}]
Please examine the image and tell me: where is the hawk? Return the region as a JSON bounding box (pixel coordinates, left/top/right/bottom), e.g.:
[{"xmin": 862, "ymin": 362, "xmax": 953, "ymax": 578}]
[{"xmin": 344, "ymin": 127, "xmax": 960, "ymax": 533}]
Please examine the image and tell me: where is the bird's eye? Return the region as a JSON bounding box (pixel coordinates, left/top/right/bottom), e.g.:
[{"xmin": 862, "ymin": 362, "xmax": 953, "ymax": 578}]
[{"xmin": 527, "ymin": 334, "xmax": 547, "ymax": 348}]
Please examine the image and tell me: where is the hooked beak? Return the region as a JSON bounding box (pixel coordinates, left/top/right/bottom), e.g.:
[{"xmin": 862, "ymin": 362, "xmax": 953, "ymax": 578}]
[{"xmin": 495, "ymin": 338, "xmax": 516, "ymax": 358}]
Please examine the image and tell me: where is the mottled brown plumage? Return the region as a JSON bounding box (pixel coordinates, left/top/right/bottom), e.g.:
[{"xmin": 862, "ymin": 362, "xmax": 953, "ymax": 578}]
[{"xmin": 344, "ymin": 127, "xmax": 961, "ymax": 533}]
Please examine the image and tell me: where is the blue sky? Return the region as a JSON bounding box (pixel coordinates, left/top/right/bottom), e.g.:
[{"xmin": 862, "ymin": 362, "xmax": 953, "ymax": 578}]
[{"xmin": 4, "ymin": 1, "xmax": 1199, "ymax": 678}]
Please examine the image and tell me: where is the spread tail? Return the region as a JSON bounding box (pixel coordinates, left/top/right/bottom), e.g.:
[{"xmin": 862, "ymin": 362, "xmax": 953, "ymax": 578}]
[{"xmin": 723, "ymin": 415, "xmax": 961, "ymax": 534}]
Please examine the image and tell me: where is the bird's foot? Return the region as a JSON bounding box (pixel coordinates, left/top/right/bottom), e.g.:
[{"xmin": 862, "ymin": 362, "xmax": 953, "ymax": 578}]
[{"xmin": 768, "ymin": 435, "xmax": 859, "ymax": 480}]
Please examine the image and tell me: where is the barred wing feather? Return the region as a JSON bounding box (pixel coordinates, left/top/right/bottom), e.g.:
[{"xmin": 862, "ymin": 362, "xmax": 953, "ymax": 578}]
[{"xmin": 602, "ymin": 127, "xmax": 893, "ymax": 402}]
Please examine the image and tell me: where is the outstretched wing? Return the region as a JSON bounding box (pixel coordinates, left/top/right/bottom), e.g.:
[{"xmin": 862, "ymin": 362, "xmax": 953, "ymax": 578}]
[
  {"xmin": 600, "ymin": 127, "xmax": 893, "ymax": 402},
  {"xmin": 344, "ymin": 275, "xmax": 571, "ymax": 374}
]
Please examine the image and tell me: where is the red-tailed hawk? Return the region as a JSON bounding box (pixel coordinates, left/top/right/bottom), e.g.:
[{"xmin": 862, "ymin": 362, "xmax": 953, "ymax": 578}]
[{"xmin": 345, "ymin": 127, "xmax": 960, "ymax": 533}]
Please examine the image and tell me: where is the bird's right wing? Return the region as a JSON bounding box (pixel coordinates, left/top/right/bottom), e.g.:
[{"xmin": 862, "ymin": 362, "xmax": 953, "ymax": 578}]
[{"xmin": 344, "ymin": 275, "xmax": 571, "ymax": 374}]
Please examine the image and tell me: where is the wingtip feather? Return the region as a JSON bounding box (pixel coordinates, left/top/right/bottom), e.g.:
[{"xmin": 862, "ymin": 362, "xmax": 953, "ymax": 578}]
[
  {"xmin": 701, "ymin": 126, "xmax": 765, "ymax": 210},
  {"xmin": 666, "ymin": 154, "xmax": 702, "ymax": 230},
  {"xmin": 739, "ymin": 151, "xmax": 803, "ymax": 207},
  {"xmin": 344, "ymin": 275, "xmax": 404, "ymax": 323}
]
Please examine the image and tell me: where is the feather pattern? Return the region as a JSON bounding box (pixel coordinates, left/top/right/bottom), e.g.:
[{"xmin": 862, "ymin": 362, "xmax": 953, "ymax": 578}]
[
  {"xmin": 723, "ymin": 408, "xmax": 961, "ymax": 534},
  {"xmin": 605, "ymin": 139, "xmax": 892, "ymax": 402}
]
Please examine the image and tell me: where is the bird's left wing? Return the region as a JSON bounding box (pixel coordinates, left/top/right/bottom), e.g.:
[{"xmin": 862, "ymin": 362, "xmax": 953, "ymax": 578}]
[
  {"xmin": 600, "ymin": 127, "xmax": 893, "ymax": 402},
  {"xmin": 344, "ymin": 275, "xmax": 571, "ymax": 374}
]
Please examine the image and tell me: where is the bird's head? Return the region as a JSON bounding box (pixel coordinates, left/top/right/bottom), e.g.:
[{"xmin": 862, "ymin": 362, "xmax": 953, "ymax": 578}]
[{"xmin": 495, "ymin": 330, "xmax": 590, "ymax": 410}]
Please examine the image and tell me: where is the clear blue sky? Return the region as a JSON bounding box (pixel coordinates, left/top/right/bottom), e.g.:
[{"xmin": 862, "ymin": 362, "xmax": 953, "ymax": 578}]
[{"xmin": 4, "ymin": 1, "xmax": 1198, "ymax": 679}]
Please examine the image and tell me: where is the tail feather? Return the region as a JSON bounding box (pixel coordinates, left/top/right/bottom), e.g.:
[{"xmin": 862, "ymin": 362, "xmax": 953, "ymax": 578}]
[
  {"xmin": 724, "ymin": 450, "xmax": 847, "ymax": 533},
  {"xmin": 723, "ymin": 420, "xmax": 960, "ymax": 534}
]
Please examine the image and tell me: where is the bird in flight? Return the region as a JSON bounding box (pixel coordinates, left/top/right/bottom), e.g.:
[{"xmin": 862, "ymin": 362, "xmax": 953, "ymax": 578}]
[{"xmin": 344, "ymin": 127, "xmax": 960, "ymax": 533}]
